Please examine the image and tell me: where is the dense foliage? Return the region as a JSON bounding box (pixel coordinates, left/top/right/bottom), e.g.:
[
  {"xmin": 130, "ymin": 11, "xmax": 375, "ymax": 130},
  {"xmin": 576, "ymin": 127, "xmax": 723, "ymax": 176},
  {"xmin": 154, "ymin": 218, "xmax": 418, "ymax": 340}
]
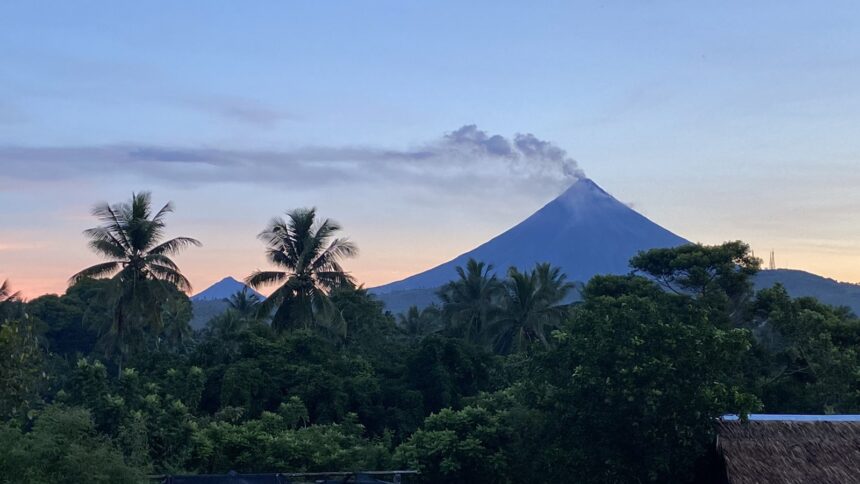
[{"xmin": 2, "ymin": 194, "xmax": 859, "ymax": 483}]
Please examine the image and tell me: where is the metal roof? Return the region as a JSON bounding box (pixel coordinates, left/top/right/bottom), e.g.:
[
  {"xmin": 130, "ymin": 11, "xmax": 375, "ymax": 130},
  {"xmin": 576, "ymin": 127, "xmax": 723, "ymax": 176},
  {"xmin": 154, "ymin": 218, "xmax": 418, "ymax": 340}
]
[{"xmin": 722, "ymin": 414, "xmax": 860, "ymax": 422}]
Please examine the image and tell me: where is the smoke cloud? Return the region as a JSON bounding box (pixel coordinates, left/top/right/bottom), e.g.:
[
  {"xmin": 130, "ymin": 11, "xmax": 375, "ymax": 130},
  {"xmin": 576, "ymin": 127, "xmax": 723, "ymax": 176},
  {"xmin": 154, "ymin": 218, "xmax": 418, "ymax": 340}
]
[{"xmin": 0, "ymin": 125, "xmax": 583, "ymax": 190}]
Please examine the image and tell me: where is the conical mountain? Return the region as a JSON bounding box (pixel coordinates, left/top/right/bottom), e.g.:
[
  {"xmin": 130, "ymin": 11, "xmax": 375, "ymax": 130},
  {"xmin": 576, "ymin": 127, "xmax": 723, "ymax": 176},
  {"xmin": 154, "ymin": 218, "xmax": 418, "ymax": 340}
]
[
  {"xmin": 373, "ymin": 178, "xmax": 689, "ymax": 294},
  {"xmin": 191, "ymin": 276, "xmax": 264, "ymax": 301}
]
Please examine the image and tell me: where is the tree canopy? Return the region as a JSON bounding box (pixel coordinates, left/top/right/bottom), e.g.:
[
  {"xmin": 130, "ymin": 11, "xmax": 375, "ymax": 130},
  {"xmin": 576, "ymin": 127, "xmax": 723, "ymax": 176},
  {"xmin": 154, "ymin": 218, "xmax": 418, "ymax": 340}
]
[
  {"xmin": 72, "ymin": 192, "xmax": 200, "ymax": 374},
  {"xmin": 246, "ymin": 208, "xmax": 357, "ymax": 334}
]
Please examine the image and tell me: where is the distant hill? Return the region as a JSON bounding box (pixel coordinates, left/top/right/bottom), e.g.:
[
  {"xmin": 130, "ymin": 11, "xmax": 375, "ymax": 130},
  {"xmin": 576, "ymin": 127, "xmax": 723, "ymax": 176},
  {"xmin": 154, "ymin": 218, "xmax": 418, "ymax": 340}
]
[
  {"xmin": 375, "ymin": 269, "xmax": 860, "ymax": 316},
  {"xmin": 374, "ymin": 287, "xmax": 442, "ymax": 314},
  {"xmin": 189, "ymin": 277, "xmax": 264, "ymax": 329},
  {"xmin": 372, "ymin": 178, "xmax": 689, "ymax": 294},
  {"xmin": 191, "ymin": 277, "xmax": 263, "ymax": 301},
  {"xmin": 755, "ymin": 269, "xmax": 860, "ymax": 315},
  {"xmin": 190, "ymin": 299, "xmax": 230, "ymax": 329}
]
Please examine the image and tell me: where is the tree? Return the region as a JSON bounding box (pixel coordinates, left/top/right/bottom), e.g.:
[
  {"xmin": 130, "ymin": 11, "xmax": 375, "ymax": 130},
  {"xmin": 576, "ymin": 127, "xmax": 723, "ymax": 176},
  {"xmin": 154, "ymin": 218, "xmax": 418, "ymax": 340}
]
[
  {"xmin": 71, "ymin": 192, "xmax": 200, "ymax": 373},
  {"xmin": 0, "ymin": 279, "xmax": 20, "ymax": 306},
  {"xmin": 206, "ymin": 309, "xmax": 252, "ymax": 342},
  {"xmin": 246, "ymin": 208, "xmax": 357, "ymax": 333},
  {"xmin": 0, "ymin": 319, "xmax": 46, "ymax": 420},
  {"xmin": 630, "ymin": 241, "xmax": 761, "ymax": 327},
  {"xmin": 329, "ymin": 285, "xmax": 398, "ymax": 351},
  {"xmin": 489, "ymin": 263, "xmax": 573, "ymax": 354},
  {"xmin": 750, "ymin": 284, "xmax": 860, "ymax": 413},
  {"xmin": 398, "ymin": 305, "xmax": 443, "ymax": 338},
  {"xmin": 396, "ymin": 389, "xmax": 543, "ymax": 484},
  {"xmin": 0, "ymin": 406, "xmax": 144, "ymax": 483},
  {"xmin": 396, "ymin": 405, "xmax": 514, "ymax": 483},
  {"xmin": 200, "ymin": 290, "xmax": 265, "ymax": 347},
  {"xmin": 528, "ymin": 275, "xmax": 759, "ymax": 482},
  {"xmin": 0, "ymin": 279, "xmax": 21, "ymax": 321},
  {"xmin": 438, "ymin": 259, "xmax": 503, "ymax": 343},
  {"xmin": 27, "ymin": 278, "xmax": 112, "ymax": 358},
  {"xmin": 228, "ymin": 288, "xmax": 262, "ymax": 319},
  {"xmin": 160, "ymin": 295, "xmax": 193, "ymax": 351},
  {"xmin": 405, "ymin": 335, "xmax": 499, "ymax": 415},
  {"xmin": 189, "ymin": 411, "xmax": 391, "ymax": 474}
]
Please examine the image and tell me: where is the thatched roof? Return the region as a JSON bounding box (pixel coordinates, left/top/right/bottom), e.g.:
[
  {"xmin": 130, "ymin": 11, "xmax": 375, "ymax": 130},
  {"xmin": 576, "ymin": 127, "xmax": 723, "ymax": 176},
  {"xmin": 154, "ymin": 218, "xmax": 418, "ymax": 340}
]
[{"xmin": 717, "ymin": 419, "xmax": 860, "ymax": 484}]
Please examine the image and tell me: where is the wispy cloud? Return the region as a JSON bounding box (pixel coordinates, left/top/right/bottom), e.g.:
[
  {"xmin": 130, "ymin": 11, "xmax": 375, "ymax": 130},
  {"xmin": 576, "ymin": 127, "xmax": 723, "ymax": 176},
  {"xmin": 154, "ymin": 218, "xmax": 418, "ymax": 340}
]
[
  {"xmin": 0, "ymin": 125, "xmax": 583, "ymax": 191},
  {"xmin": 180, "ymin": 95, "xmax": 292, "ymax": 127}
]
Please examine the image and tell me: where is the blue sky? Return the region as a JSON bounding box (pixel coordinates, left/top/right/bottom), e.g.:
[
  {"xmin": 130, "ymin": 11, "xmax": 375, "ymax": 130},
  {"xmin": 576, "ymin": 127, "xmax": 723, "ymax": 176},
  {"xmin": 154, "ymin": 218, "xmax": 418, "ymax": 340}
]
[{"xmin": 2, "ymin": 1, "xmax": 859, "ymax": 296}]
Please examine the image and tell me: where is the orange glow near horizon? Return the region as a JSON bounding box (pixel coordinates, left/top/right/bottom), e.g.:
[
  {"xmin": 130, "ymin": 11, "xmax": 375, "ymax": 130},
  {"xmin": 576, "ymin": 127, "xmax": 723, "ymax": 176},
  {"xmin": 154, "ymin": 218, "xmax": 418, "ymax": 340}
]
[
  {"xmin": 1, "ymin": 235, "xmax": 477, "ymax": 300},
  {"xmin": 5, "ymin": 243, "xmax": 860, "ymax": 302},
  {"xmin": 4, "ymin": 176, "xmax": 860, "ymax": 301}
]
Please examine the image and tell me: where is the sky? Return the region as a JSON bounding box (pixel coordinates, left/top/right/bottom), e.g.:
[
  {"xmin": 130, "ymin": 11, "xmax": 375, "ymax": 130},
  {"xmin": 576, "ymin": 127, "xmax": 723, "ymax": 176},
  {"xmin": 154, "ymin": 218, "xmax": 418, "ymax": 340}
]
[{"xmin": 1, "ymin": 1, "xmax": 859, "ymax": 298}]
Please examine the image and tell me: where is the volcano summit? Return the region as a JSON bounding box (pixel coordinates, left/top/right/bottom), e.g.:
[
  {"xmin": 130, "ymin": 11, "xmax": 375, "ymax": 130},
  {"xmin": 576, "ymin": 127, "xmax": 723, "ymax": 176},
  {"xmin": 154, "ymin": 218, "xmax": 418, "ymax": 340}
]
[{"xmin": 373, "ymin": 178, "xmax": 690, "ymax": 295}]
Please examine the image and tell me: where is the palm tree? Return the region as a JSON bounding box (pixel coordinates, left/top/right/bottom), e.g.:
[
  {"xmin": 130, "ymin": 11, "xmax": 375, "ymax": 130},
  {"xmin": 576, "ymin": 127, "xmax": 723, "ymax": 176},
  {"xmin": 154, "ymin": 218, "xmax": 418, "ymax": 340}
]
[
  {"xmin": 160, "ymin": 297, "xmax": 193, "ymax": 351},
  {"xmin": 72, "ymin": 192, "xmax": 200, "ymax": 289},
  {"xmin": 488, "ymin": 263, "xmax": 574, "ymax": 354},
  {"xmin": 398, "ymin": 304, "xmax": 443, "ymax": 338},
  {"xmin": 0, "ymin": 279, "xmax": 19, "ymax": 305},
  {"xmin": 0, "ymin": 279, "xmax": 21, "ymax": 320},
  {"xmin": 202, "ymin": 289, "xmax": 263, "ymax": 341},
  {"xmin": 228, "ymin": 288, "xmax": 262, "ymax": 319},
  {"xmin": 437, "ymin": 259, "xmax": 503, "ymax": 343},
  {"xmin": 71, "ymin": 192, "xmax": 200, "ymax": 372},
  {"xmin": 207, "ymin": 309, "xmax": 248, "ymax": 340},
  {"xmin": 246, "ymin": 208, "xmax": 357, "ymax": 333}
]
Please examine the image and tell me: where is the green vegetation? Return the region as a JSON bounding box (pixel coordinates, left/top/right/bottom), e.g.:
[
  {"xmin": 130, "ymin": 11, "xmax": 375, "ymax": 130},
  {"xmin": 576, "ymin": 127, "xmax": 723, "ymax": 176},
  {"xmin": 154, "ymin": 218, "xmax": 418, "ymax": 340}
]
[
  {"xmin": 245, "ymin": 207, "xmax": 357, "ymax": 334},
  {"xmin": 71, "ymin": 192, "xmax": 201, "ymax": 374},
  {"xmin": 0, "ymin": 278, "xmax": 22, "ymax": 321},
  {"xmin": 2, "ymin": 193, "xmax": 860, "ymax": 482},
  {"xmin": 0, "ymin": 279, "xmax": 20, "ymax": 306},
  {"xmin": 0, "ymin": 406, "xmax": 144, "ymax": 484}
]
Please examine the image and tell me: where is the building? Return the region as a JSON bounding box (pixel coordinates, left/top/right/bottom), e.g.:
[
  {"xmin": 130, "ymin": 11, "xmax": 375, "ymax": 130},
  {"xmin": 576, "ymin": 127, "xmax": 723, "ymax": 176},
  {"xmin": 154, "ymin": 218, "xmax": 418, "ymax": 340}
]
[{"xmin": 704, "ymin": 415, "xmax": 860, "ymax": 484}]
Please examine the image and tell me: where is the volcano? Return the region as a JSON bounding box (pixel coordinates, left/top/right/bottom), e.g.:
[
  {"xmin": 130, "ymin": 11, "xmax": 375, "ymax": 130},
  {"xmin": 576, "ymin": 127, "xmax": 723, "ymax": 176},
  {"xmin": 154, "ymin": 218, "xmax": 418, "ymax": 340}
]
[
  {"xmin": 191, "ymin": 276, "xmax": 264, "ymax": 301},
  {"xmin": 373, "ymin": 178, "xmax": 689, "ymax": 295}
]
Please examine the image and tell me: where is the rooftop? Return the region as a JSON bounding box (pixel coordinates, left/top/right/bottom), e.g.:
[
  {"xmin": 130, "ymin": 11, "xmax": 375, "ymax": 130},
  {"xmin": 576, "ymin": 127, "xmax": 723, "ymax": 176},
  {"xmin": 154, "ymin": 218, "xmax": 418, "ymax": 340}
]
[
  {"xmin": 715, "ymin": 418, "xmax": 860, "ymax": 484},
  {"xmin": 722, "ymin": 414, "xmax": 860, "ymax": 422}
]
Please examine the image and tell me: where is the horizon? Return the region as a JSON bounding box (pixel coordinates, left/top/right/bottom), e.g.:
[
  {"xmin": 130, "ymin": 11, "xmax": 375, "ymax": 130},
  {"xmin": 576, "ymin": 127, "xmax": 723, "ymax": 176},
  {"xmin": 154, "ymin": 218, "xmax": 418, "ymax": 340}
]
[
  {"xmin": 2, "ymin": 1, "xmax": 860, "ymax": 298},
  {"xmin": 3, "ymin": 176, "xmax": 847, "ymax": 300}
]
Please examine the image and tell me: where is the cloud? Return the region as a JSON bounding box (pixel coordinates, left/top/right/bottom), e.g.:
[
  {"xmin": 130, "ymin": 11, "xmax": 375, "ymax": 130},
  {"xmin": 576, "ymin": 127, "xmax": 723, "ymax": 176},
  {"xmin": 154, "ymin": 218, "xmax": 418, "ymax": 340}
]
[
  {"xmin": 0, "ymin": 125, "xmax": 583, "ymax": 190},
  {"xmin": 181, "ymin": 95, "xmax": 292, "ymax": 127},
  {"xmin": 444, "ymin": 124, "xmax": 515, "ymax": 157}
]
